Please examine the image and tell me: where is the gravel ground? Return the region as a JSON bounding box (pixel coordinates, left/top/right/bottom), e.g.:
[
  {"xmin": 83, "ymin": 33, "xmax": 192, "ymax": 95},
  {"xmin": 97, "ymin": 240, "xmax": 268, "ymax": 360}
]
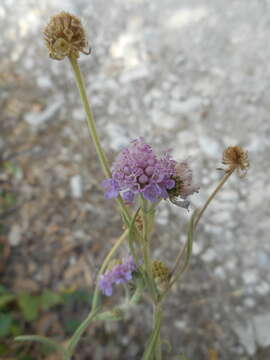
[{"xmin": 1, "ymin": 0, "xmax": 270, "ymax": 359}]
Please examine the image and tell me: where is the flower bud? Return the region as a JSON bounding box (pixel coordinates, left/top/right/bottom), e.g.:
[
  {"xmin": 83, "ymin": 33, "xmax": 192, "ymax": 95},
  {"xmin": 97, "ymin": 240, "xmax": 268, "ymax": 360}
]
[{"xmin": 43, "ymin": 12, "xmax": 90, "ymax": 60}]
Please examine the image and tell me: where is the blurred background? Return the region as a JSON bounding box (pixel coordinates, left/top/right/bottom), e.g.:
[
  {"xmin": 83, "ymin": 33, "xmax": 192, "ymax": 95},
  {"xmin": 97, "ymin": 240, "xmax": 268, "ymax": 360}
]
[{"xmin": 1, "ymin": 0, "xmax": 270, "ymax": 359}]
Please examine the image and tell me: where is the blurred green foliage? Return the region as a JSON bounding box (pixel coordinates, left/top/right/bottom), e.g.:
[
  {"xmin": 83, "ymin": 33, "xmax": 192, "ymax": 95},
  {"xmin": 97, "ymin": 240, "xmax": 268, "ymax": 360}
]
[{"xmin": 0, "ymin": 284, "xmax": 93, "ymax": 358}]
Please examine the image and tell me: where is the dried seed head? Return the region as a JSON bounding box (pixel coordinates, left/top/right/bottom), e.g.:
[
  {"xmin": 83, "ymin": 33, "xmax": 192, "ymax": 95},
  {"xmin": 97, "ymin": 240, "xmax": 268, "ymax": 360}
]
[
  {"xmin": 222, "ymin": 146, "xmax": 249, "ymax": 178},
  {"xmin": 152, "ymin": 260, "xmax": 171, "ymax": 291},
  {"xmin": 43, "ymin": 12, "xmax": 90, "ymax": 60}
]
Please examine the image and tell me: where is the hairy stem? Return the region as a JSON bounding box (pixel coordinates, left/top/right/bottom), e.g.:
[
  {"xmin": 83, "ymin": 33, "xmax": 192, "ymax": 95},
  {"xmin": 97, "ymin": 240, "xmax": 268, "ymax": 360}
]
[
  {"xmin": 154, "ymin": 304, "xmax": 162, "ymax": 360},
  {"xmin": 67, "ymin": 308, "xmax": 100, "ymax": 356},
  {"xmin": 194, "ymin": 170, "xmax": 233, "ymax": 229},
  {"xmin": 141, "ymin": 197, "xmax": 158, "ymax": 302},
  {"xmin": 68, "ymin": 55, "xmax": 131, "ymax": 222}
]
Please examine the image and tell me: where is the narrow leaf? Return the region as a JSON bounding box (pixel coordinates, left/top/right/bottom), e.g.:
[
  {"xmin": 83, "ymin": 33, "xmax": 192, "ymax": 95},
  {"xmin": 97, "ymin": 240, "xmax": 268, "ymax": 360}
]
[{"xmin": 15, "ymin": 335, "xmax": 68, "ymax": 357}]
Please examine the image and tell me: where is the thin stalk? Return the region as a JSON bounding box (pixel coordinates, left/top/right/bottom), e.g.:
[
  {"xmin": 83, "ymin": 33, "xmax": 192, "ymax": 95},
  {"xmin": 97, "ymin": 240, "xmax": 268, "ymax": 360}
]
[
  {"xmin": 194, "ymin": 170, "xmax": 233, "ymax": 229},
  {"xmin": 67, "ymin": 308, "xmax": 100, "ymax": 356},
  {"xmin": 141, "ymin": 197, "xmax": 158, "ymax": 301},
  {"xmin": 154, "ymin": 305, "xmax": 162, "ymax": 360},
  {"xmin": 68, "ymin": 55, "xmax": 131, "ymax": 223},
  {"xmin": 160, "ymin": 171, "xmax": 234, "ymax": 303}
]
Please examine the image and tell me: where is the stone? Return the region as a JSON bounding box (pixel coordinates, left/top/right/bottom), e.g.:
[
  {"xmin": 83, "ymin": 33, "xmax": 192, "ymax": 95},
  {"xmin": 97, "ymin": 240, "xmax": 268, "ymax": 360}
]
[
  {"xmin": 234, "ymin": 319, "xmax": 256, "ymax": 356},
  {"xmin": 70, "ymin": 175, "xmax": 83, "ymax": 199},
  {"xmin": 24, "ymin": 97, "xmax": 63, "ymax": 127},
  {"xmin": 253, "ymin": 313, "xmax": 270, "ymax": 347},
  {"xmin": 8, "ymin": 224, "xmax": 22, "ymax": 246}
]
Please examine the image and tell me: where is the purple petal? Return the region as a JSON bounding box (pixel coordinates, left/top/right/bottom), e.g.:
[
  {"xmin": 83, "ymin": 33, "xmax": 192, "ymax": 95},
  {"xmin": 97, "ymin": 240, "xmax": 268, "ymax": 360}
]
[
  {"xmin": 102, "ymin": 179, "xmax": 120, "ymax": 198},
  {"xmin": 142, "ymin": 184, "xmax": 159, "ymax": 202},
  {"xmin": 122, "ymin": 190, "xmax": 135, "ymax": 203}
]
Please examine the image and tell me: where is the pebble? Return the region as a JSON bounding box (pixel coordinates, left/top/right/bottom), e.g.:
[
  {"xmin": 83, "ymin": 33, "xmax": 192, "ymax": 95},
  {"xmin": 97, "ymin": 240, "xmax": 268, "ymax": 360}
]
[
  {"xmin": 234, "ymin": 319, "xmax": 256, "ymax": 356},
  {"xmin": 8, "ymin": 224, "xmax": 22, "ymax": 246},
  {"xmin": 24, "ymin": 97, "xmax": 63, "ymax": 127},
  {"xmin": 70, "ymin": 175, "xmax": 83, "ymax": 199},
  {"xmin": 253, "ymin": 313, "xmax": 270, "ymax": 347}
]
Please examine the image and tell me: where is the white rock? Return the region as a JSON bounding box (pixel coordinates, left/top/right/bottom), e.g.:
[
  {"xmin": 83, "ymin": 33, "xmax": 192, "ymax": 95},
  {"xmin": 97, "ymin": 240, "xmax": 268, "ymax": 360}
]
[
  {"xmin": 105, "ymin": 123, "xmax": 129, "ymax": 150},
  {"xmin": 255, "ymin": 282, "xmax": 270, "ymax": 296},
  {"xmin": 243, "ymin": 297, "xmax": 256, "ymax": 308},
  {"xmin": 70, "ymin": 175, "xmax": 83, "ymax": 199},
  {"xmin": 120, "ymin": 66, "xmax": 149, "ymax": 83},
  {"xmin": 24, "ymin": 97, "xmax": 63, "ymax": 127},
  {"xmin": 253, "ymin": 313, "xmax": 270, "ymax": 347},
  {"xmin": 234, "ymin": 320, "xmax": 256, "ymax": 356},
  {"xmin": 8, "ymin": 224, "xmax": 22, "ymax": 246},
  {"xmin": 201, "ymin": 248, "xmax": 216, "ymax": 262},
  {"xmin": 169, "ymin": 97, "xmax": 203, "ymax": 116},
  {"xmin": 198, "ymin": 136, "xmax": 220, "ymax": 157},
  {"xmin": 37, "ymin": 75, "xmax": 52, "ymax": 89},
  {"xmin": 214, "ymin": 266, "xmax": 226, "ymax": 279},
  {"xmin": 242, "ymin": 270, "xmax": 258, "ymax": 285}
]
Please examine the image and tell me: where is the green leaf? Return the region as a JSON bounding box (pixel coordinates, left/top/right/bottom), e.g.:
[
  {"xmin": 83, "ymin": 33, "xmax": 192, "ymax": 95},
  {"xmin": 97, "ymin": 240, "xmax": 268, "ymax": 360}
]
[
  {"xmin": 15, "ymin": 335, "xmax": 68, "ymax": 357},
  {"xmin": 17, "ymin": 294, "xmax": 41, "ymax": 322},
  {"xmin": 0, "ymin": 294, "xmax": 16, "ymax": 309},
  {"xmin": 41, "ymin": 290, "xmax": 63, "ymax": 311},
  {"xmin": 0, "ymin": 285, "xmax": 8, "ymax": 295},
  {"xmin": 0, "ymin": 343, "xmax": 8, "ymax": 355},
  {"xmin": 0, "ymin": 312, "xmax": 13, "ymax": 337}
]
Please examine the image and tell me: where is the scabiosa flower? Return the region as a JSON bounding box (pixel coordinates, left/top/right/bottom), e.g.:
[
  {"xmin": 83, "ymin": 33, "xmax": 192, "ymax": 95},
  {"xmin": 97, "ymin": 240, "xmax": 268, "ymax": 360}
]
[
  {"xmin": 222, "ymin": 146, "xmax": 249, "ymax": 178},
  {"xmin": 168, "ymin": 160, "xmax": 199, "ymax": 209},
  {"xmin": 98, "ymin": 256, "xmax": 137, "ymax": 296},
  {"xmin": 43, "ymin": 12, "xmax": 90, "ymax": 60},
  {"xmin": 102, "ymin": 138, "xmax": 177, "ymax": 203}
]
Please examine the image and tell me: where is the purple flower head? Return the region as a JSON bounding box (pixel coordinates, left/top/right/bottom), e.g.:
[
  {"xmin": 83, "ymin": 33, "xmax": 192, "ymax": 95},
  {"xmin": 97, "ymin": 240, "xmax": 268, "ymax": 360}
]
[
  {"xmin": 102, "ymin": 138, "xmax": 177, "ymax": 203},
  {"xmin": 98, "ymin": 255, "xmax": 137, "ymax": 296}
]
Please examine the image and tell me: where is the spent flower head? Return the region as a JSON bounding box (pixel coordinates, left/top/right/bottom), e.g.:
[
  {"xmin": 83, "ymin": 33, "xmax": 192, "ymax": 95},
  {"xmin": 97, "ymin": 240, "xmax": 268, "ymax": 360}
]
[
  {"xmin": 102, "ymin": 138, "xmax": 177, "ymax": 204},
  {"xmin": 222, "ymin": 146, "xmax": 249, "ymax": 178},
  {"xmin": 168, "ymin": 160, "xmax": 199, "ymax": 209},
  {"xmin": 98, "ymin": 255, "xmax": 137, "ymax": 296},
  {"xmin": 43, "ymin": 11, "xmax": 90, "ymax": 60},
  {"xmin": 152, "ymin": 260, "xmax": 171, "ymax": 291}
]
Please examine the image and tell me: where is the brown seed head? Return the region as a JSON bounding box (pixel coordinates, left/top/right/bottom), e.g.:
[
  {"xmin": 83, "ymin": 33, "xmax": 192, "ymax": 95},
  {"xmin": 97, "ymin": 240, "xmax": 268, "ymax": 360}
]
[
  {"xmin": 43, "ymin": 12, "xmax": 90, "ymax": 60},
  {"xmin": 222, "ymin": 146, "xmax": 249, "ymax": 178}
]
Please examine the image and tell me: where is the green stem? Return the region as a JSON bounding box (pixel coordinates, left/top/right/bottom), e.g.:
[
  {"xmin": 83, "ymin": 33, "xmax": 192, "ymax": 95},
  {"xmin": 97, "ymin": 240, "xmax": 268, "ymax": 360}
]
[
  {"xmin": 141, "ymin": 197, "xmax": 158, "ymax": 302},
  {"xmin": 68, "ymin": 55, "xmax": 131, "ymax": 223},
  {"xmin": 194, "ymin": 170, "xmax": 233, "ymax": 229},
  {"xmin": 154, "ymin": 307, "xmax": 162, "ymax": 360},
  {"xmin": 160, "ymin": 171, "xmax": 234, "ymax": 303},
  {"xmin": 67, "ymin": 308, "xmax": 100, "ymax": 355}
]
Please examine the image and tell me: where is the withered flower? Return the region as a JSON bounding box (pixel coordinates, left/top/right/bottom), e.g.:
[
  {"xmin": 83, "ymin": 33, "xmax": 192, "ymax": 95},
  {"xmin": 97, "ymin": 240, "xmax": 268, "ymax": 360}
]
[
  {"xmin": 168, "ymin": 161, "xmax": 199, "ymax": 209},
  {"xmin": 222, "ymin": 146, "xmax": 249, "ymax": 178},
  {"xmin": 152, "ymin": 260, "xmax": 171, "ymax": 291},
  {"xmin": 43, "ymin": 12, "xmax": 90, "ymax": 60}
]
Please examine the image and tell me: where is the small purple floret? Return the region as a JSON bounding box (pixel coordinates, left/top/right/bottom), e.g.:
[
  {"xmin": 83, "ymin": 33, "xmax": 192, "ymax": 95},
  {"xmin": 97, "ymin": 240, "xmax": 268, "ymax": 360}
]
[{"xmin": 98, "ymin": 255, "xmax": 137, "ymax": 296}]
